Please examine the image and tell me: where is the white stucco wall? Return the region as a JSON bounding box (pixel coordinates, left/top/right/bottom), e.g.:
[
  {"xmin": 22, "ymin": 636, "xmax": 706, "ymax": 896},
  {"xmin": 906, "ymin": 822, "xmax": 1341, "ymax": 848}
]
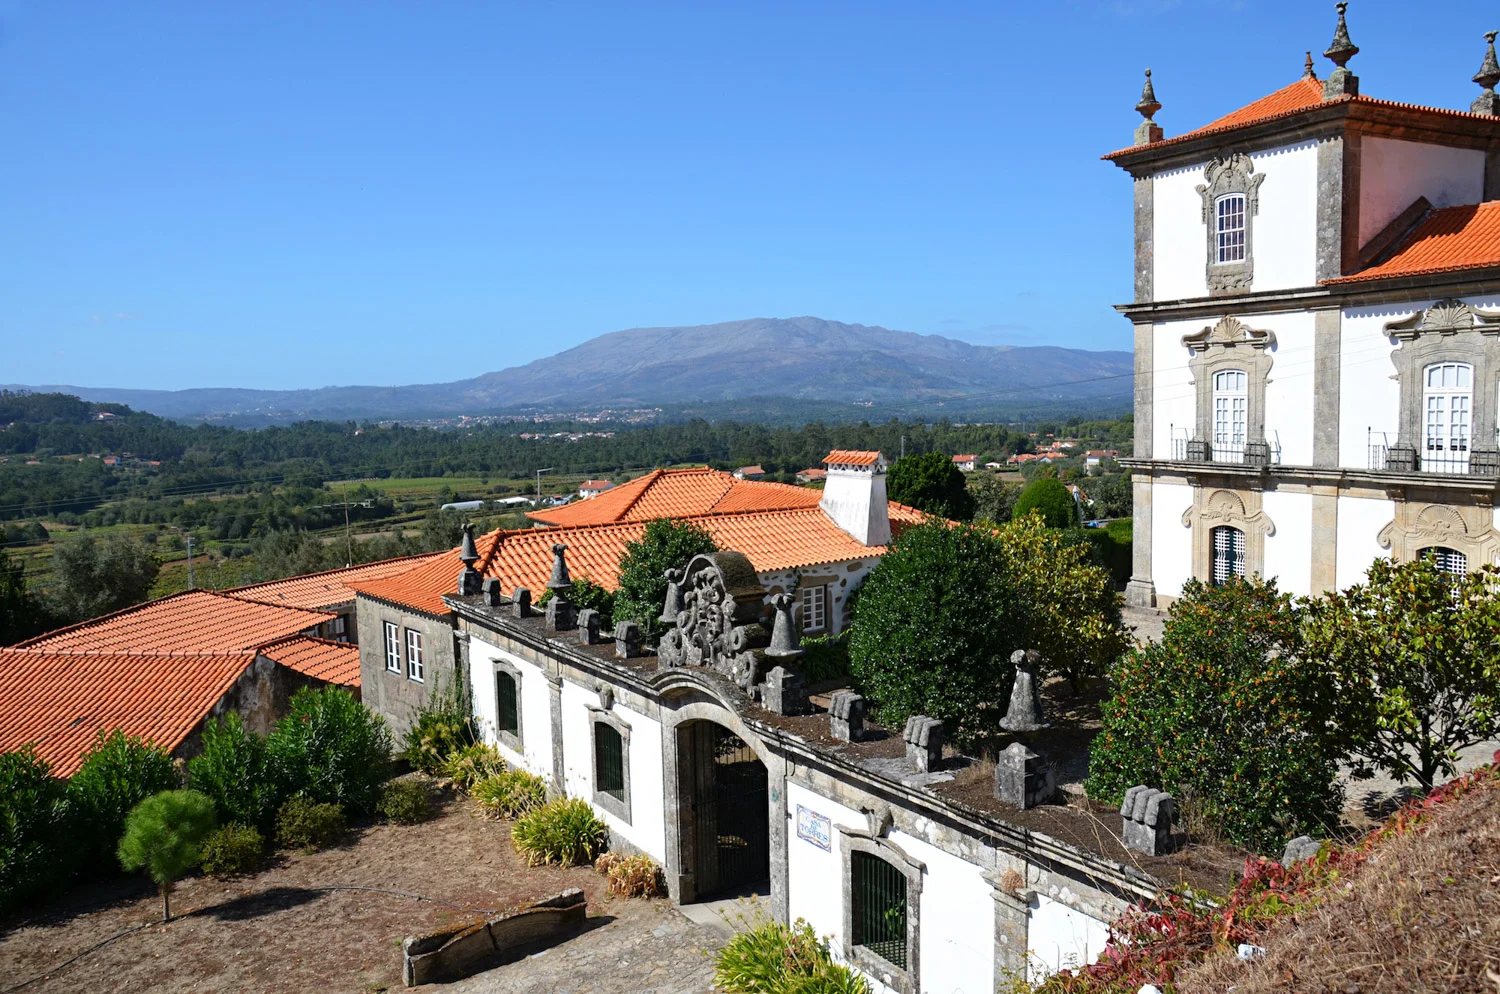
[
  {"xmin": 1027, "ymin": 894, "xmax": 1110, "ymax": 983},
  {"xmin": 1337, "ymin": 304, "xmax": 1403, "ymax": 469},
  {"xmin": 559, "ymin": 681, "xmax": 667, "ymax": 861},
  {"xmin": 469, "ymin": 637, "xmax": 553, "ymax": 778},
  {"xmin": 888, "ymin": 829, "xmax": 994, "ymax": 994},
  {"xmin": 1152, "ymin": 320, "xmax": 1196, "ymax": 458},
  {"xmin": 1261, "ymin": 489, "xmax": 1312, "ymax": 596},
  {"xmin": 1358, "ymin": 137, "xmax": 1485, "ymax": 246},
  {"xmin": 1336, "ymin": 494, "xmax": 1394, "ymax": 591},
  {"xmin": 1151, "ymin": 479, "xmax": 1195, "ymax": 599},
  {"xmin": 759, "ymin": 559, "xmax": 872, "ymax": 637},
  {"xmin": 1151, "ymin": 141, "xmax": 1317, "ymax": 301},
  {"xmin": 1255, "ymin": 309, "xmax": 1316, "ymax": 466},
  {"xmin": 785, "ymin": 782, "xmax": 865, "ymax": 954}
]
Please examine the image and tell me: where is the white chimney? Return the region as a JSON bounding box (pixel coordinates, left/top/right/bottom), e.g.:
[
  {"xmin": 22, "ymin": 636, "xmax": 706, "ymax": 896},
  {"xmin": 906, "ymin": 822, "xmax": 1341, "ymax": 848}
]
[{"xmin": 819, "ymin": 451, "xmax": 890, "ymax": 546}]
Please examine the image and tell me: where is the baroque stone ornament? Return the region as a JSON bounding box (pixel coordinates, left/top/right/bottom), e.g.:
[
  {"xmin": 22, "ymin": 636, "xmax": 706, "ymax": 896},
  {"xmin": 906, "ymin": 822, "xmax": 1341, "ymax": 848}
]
[
  {"xmin": 1181, "ymin": 314, "xmax": 1276, "ymax": 354},
  {"xmin": 1197, "ymin": 154, "xmax": 1266, "ymax": 294},
  {"xmin": 1474, "ymin": 31, "xmax": 1500, "ymax": 115},
  {"xmin": 765, "ymin": 592, "xmax": 805, "ymax": 662},
  {"xmin": 1378, "ymin": 502, "xmax": 1500, "ymax": 566},
  {"xmin": 456, "ymin": 523, "xmax": 483, "ymax": 596},
  {"xmin": 1133, "ymin": 68, "xmax": 1163, "ymax": 146},
  {"xmin": 656, "ymin": 551, "xmax": 773, "ymax": 694},
  {"xmin": 999, "ymin": 649, "xmax": 1048, "ymax": 733},
  {"xmin": 1322, "ymin": 1, "xmax": 1359, "ymax": 98},
  {"xmin": 1383, "ymin": 298, "xmax": 1500, "ymax": 341}
]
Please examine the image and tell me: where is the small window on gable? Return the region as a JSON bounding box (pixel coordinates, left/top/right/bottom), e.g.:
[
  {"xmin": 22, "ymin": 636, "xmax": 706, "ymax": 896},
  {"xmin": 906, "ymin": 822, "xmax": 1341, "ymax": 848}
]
[
  {"xmin": 851, "ymin": 851, "xmax": 907, "ymax": 970},
  {"xmin": 496, "ymin": 669, "xmax": 519, "ymax": 737},
  {"xmin": 384, "ymin": 622, "xmax": 401, "ymax": 672},
  {"xmin": 1216, "ymin": 194, "xmax": 1246, "ymax": 264},
  {"xmin": 594, "ymin": 723, "xmax": 625, "ymax": 801}
]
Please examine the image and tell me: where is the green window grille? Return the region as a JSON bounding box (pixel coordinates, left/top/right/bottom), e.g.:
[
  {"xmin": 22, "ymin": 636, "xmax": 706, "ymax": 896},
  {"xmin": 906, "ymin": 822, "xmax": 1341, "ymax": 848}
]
[
  {"xmin": 595, "ymin": 723, "xmax": 625, "ymax": 801},
  {"xmin": 852, "ymin": 851, "xmax": 907, "ymax": 969},
  {"xmin": 496, "ymin": 671, "xmax": 519, "ymax": 736}
]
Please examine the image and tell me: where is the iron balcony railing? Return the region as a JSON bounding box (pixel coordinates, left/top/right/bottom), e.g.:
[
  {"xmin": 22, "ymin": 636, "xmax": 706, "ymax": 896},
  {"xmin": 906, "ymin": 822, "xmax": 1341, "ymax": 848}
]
[
  {"xmin": 1169, "ymin": 426, "xmax": 1282, "ymax": 467},
  {"xmin": 1367, "ymin": 428, "xmax": 1500, "ymax": 477}
]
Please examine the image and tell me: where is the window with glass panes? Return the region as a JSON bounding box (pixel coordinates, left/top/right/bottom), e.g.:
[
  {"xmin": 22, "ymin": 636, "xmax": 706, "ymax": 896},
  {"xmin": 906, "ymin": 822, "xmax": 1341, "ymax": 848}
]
[
  {"xmin": 594, "ymin": 723, "xmax": 625, "ymax": 801},
  {"xmin": 800, "ymin": 584, "xmax": 827, "ymax": 633},
  {"xmin": 851, "ymin": 851, "xmax": 907, "ymax": 969},
  {"xmin": 1211, "ymin": 525, "xmax": 1246, "ymax": 585},
  {"xmin": 1420, "ymin": 546, "xmax": 1468, "ymax": 577},
  {"xmin": 1423, "ymin": 362, "xmax": 1472, "ymax": 469},
  {"xmin": 1216, "ymin": 194, "xmax": 1246, "ymax": 263},
  {"xmin": 405, "ymin": 628, "xmax": 424, "ymax": 682},
  {"xmin": 1212, "ymin": 369, "xmax": 1247, "ymax": 449},
  {"xmin": 496, "ymin": 670, "xmax": 519, "ymax": 737},
  {"xmin": 384, "ymin": 622, "xmax": 401, "ymax": 672}
]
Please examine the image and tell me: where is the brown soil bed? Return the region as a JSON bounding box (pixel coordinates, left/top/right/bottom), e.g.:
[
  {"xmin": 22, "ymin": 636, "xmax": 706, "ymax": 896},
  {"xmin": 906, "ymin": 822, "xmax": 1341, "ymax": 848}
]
[{"xmin": 0, "ymin": 792, "xmax": 613, "ymax": 994}]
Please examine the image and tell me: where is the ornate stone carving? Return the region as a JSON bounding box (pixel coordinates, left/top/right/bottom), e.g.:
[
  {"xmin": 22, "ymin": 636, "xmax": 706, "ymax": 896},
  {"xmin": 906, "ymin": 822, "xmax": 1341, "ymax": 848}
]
[
  {"xmin": 1197, "ymin": 153, "xmax": 1265, "ymax": 294},
  {"xmin": 1384, "ymin": 298, "xmax": 1500, "ymax": 340},
  {"xmin": 656, "ymin": 551, "xmax": 773, "ymax": 693},
  {"xmin": 1384, "ymin": 300, "xmax": 1500, "ymax": 469},
  {"xmin": 999, "ymin": 649, "xmax": 1047, "ymax": 733},
  {"xmin": 1182, "ymin": 317, "xmax": 1276, "ymax": 461},
  {"xmin": 1181, "ymin": 488, "xmax": 1275, "ymax": 582},
  {"xmin": 1181, "ymin": 314, "xmax": 1276, "ymax": 354},
  {"xmin": 1133, "ymin": 68, "xmax": 1163, "ymax": 146},
  {"xmin": 1377, "ymin": 501, "xmax": 1500, "ymax": 566}
]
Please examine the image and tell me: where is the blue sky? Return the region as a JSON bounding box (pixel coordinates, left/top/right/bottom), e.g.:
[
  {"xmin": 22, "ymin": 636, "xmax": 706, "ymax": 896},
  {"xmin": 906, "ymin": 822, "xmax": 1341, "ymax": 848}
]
[{"xmin": 3, "ymin": 0, "xmax": 1497, "ymax": 391}]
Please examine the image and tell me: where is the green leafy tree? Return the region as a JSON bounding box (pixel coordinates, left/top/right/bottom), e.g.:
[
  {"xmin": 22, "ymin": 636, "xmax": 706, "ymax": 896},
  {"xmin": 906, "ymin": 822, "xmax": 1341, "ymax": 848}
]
[
  {"xmin": 1086, "ymin": 472, "xmax": 1133, "ymax": 520},
  {"xmin": 612, "ymin": 519, "xmax": 719, "ymax": 642},
  {"xmin": 188, "ymin": 713, "xmax": 285, "ymax": 831},
  {"xmin": 68, "ymin": 730, "xmax": 180, "ymax": 875},
  {"xmin": 117, "ymin": 789, "xmax": 217, "ymax": 921},
  {"xmin": 968, "ymin": 475, "xmax": 1022, "ymax": 524},
  {"xmin": 269, "ymin": 686, "xmax": 393, "ymax": 816},
  {"xmin": 0, "ymin": 548, "xmax": 49, "ymax": 645},
  {"xmin": 885, "ymin": 452, "xmax": 975, "ymax": 520},
  {"xmin": 1302, "ymin": 557, "xmax": 1500, "ymax": 791},
  {"xmin": 1087, "ymin": 577, "xmax": 1345, "ymax": 854},
  {"xmin": 1011, "ymin": 477, "xmax": 1079, "ymax": 528},
  {"xmin": 0, "ymin": 746, "xmax": 69, "ymax": 913},
  {"xmin": 42, "ymin": 533, "xmax": 160, "ymax": 623}
]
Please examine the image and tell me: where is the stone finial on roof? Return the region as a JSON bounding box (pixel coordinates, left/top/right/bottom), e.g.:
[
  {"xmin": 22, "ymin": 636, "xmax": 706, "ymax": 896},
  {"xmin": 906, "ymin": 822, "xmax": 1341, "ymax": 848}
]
[
  {"xmin": 999, "ymin": 649, "xmax": 1048, "ymax": 733},
  {"xmin": 1302, "ymin": 51, "xmax": 1316, "ymax": 80},
  {"xmin": 765, "ymin": 592, "xmax": 804, "ymax": 661},
  {"xmin": 576, "ymin": 608, "xmax": 602, "ymax": 645},
  {"xmin": 511, "ymin": 586, "xmax": 532, "ymax": 619},
  {"xmin": 658, "ymin": 568, "xmax": 685, "ymax": 626},
  {"xmin": 1322, "ymin": 2, "xmax": 1359, "ymax": 98},
  {"xmin": 1472, "ymin": 31, "xmax": 1500, "ymax": 115},
  {"xmin": 456, "ymin": 523, "xmax": 482, "ymax": 596},
  {"xmin": 903, "ymin": 716, "xmax": 944, "ymax": 773},
  {"xmin": 1120, "ymin": 785, "xmax": 1176, "ymax": 856},
  {"xmin": 994, "ymin": 742, "xmax": 1056, "ymax": 810},
  {"xmin": 1133, "ymin": 69, "xmax": 1163, "ymax": 146},
  {"xmin": 481, "ymin": 576, "xmax": 502, "ymax": 607},
  {"xmin": 458, "ymin": 524, "xmax": 479, "ymax": 569},
  {"xmin": 614, "ymin": 620, "xmax": 642, "ymax": 658},
  {"xmin": 762, "ymin": 665, "xmax": 808, "ymax": 716},
  {"xmin": 546, "ymin": 544, "xmax": 572, "ymax": 591},
  {"xmin": 829, "ymin": 690, "xmax": 866, "ymax": 742}
]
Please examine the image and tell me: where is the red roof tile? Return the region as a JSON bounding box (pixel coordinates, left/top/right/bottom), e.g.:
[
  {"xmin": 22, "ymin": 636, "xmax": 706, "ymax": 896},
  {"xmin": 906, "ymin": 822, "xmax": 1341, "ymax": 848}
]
[
  {"xmin": 0, "ymin": 649, "xmax": 256, "ymax": 776},
  {"xmin": 258, "ymin": 635, "xmax": 361, "ymax": 687},
  {"xmin": 1324, "ymin": 201, "xmax": 1500, "ymax": 284},
  {"xmin": 824, "ymin": 450, "xmax": 883, "ymax": 466},
  {"xmin": 19, "ymin": 590, "xmax": 333, "ymax": 654},
  {"xmin": 527, "ymin": 467, "xmax": 819, "ymax": 527},
  {"xmin": 230, "ymin": 554, "xmax": 443, "ymax": 611}
]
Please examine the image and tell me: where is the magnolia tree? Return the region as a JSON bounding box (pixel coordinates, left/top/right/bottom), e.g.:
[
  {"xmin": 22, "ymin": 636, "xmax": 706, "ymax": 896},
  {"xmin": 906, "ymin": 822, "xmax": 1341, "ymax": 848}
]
[
  {"xmin": 1303, "ymin": 557, "xmax": 1500, "ymax": 791},
  {"xmin": 612, "ymin": 519, "xmax": 719, "ymax": 644}
]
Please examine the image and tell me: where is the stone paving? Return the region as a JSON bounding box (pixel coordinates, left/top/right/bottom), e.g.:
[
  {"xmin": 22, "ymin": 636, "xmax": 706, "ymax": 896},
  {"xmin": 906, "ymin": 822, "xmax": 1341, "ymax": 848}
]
[{"xmin": 443, "ymin": 895, "xmax": 757, "ymax": 994}]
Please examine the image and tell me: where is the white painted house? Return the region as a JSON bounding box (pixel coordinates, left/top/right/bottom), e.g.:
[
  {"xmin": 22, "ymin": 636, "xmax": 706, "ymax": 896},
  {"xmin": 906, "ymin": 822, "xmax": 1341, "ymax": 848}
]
[{"xmin": 1114, "ymin": 7, "xmax": 1500, "ymax": 606}]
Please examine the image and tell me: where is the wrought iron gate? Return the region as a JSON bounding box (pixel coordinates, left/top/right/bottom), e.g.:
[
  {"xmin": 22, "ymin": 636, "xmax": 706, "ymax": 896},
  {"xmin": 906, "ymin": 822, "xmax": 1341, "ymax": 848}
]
[{"xmin": 689, "ymin": 723, "xmax": 769, "ymax": 897}]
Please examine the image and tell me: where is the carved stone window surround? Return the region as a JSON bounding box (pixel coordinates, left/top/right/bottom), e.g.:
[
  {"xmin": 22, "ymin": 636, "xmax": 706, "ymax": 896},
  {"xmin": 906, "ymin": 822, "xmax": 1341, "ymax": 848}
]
[
  {"xmin": 491, "ymin": 657, "xmax": 524, "ymax": 753},
  {"xmin": 1182, "ymin": 316, "xmax": 1277, "ymax": 463},
  {"xmin": 839, "ymin": 829, "xmax": 923, "ymax": 994},
  {"xmin": 1181, "ymin": 487, "xmax": 1276, "ymax": 583},
  {"xmin": 1377, "ymin": 500, "xmax": 1500, "ymax": 568},
  {"xmin": 588, "ymin": 705, "xmax": 632, "ymax": 825},
  {"xmin": 1385, "ymin": 299, "xmax": 1500, "ymax": 474},
  {"xmin": 1197, "ymin": 152, "xmax": 1266, "ymax": 294}
]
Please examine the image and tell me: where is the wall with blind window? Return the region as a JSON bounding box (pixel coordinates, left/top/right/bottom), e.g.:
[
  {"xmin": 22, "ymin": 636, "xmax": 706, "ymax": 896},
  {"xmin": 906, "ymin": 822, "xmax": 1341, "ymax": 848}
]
[
  {"xmin": 1151, "ymin": 479, "xmax": 1195, "ymax": 599},
  {"xmin": 1248, "ymin": 141, "xmax": 1317, "ymax": 292},
  {"xmin": 1338, "ymin": 303, "xmax": 1406, "ymax": 469},
  {"xmin": 1152, "ymin": 319, "xmax": 1197, "ymax": 458},
  {"xmin": 1261, "ymin": 489, "xmax": 1312, "ymax": 595},
  {"xmin": 887, "ymin": 830, "xmax": 995, "ymax": 994},
  {"xmin": 1336, "ymin": 495, "xmax": 1395, "ymax": 590},
  {"xmin": 1151, "ymin": 163, "xmax": 1209, "ymax": 301},
  {"xmin": 468, "ymin": 638, "xmax": 553, "ymax": 779}
]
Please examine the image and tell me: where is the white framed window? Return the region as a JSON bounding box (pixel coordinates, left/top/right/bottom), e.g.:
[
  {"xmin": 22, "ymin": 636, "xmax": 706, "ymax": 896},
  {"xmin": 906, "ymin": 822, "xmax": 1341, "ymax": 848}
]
[
  {"xmin": 1420, "ymin": 546, "xmax": 1468, "ymax": 577},
  {"xmin": 384, "ymin": 621, "xmax": 400, "ymax": 672},
  {"xmin": 1212, "ymin": 369, "xmax": 1247, "ymax": 458},
  {"xmin": 405, "ymin": 628, "xmax": 424, "ymax": 682},
  {"xmin": 1211, "ymin": 525, "xmax": 1246, "ymax": 585},
  {"xmin": 1423, "ymin": 362, "xmax": 1472, "ymax": 473},
  {"xmin": 1215, "ymin": 194, "xmax": 1246, "ymax": 263},
  {"xmin": 800, "ymin": 584, "xmax": 827, "ymax": 633}
]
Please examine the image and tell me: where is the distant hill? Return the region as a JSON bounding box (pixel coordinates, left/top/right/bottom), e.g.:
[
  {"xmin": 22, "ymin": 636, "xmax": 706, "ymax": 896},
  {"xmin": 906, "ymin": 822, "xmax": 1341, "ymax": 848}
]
[{"xmin": 8, "ymin": 317, "xmax": 1132, "ymax": 422}]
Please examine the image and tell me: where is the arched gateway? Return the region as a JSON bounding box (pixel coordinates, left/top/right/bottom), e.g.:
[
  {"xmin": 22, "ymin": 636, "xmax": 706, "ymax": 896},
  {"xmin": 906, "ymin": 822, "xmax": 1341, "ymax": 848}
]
[{"xmin": 677, "ymin": 718, "xmax": 770, "ymax": 898}]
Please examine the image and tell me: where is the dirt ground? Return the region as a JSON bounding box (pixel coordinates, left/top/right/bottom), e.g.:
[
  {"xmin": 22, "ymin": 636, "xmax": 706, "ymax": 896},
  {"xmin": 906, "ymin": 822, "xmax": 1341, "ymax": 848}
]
[{"xmin": 0, "ymin": 792, "xmax": 708, "ymax": 994}]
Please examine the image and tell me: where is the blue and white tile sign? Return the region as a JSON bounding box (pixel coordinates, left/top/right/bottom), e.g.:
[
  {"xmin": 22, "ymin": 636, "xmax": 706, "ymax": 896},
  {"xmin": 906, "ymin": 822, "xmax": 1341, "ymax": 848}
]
[{"xmin": 796, "ymin": 804, "xmax": 832, "ymax": 851}]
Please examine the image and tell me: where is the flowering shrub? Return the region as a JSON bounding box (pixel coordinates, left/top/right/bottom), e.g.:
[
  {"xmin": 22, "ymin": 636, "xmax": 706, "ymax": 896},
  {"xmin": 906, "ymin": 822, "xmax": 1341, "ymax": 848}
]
[{"xmin": 1037, "ymin": 760, "xmax": 1497, "ymax": 993}]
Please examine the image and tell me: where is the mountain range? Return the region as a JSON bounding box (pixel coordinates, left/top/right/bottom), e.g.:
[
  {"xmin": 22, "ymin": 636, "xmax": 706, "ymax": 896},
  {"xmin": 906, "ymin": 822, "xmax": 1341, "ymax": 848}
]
[{"xmin": 9, "ymin": 317, "xmax": 1132, "ymax": 423}]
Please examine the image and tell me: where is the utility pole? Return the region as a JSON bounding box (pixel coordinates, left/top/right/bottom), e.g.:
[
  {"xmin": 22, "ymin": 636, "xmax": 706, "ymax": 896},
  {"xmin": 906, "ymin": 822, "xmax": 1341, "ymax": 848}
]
[
  {"xmin": 185, "ymin": 536, "xmax": 195, "ymax": 590},
  {"xmin": 900, "ymin": 435, "xmax": 906, "ymax": 459},
  {"xmin": 342, "ymin": 481, "xmax": 353, "ymax": 567},
  {"xmin": 536, "ymin": 467, "xmax": 553, "ymax": 504}
]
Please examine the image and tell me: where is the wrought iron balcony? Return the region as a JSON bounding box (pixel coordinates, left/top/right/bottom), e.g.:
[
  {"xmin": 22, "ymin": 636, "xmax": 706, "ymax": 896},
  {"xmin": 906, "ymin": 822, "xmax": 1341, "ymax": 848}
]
[
  {"xmin": 1366, "ymin": 429, "xmax": 1500, "ymax": 477},
  {"xmin": 1169, "ymin": 428, "xmax": 1281, "ymax": 467}
]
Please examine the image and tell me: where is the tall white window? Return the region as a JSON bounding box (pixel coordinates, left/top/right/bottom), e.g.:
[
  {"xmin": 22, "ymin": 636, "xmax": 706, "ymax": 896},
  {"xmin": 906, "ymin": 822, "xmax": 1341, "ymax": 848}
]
[
  {"xmin": 1211, "ymin": 525, "xmax": 1246, "ymax": 585},
  {"xmin": 405, "ymin": 628, "xmax": 424, "ymax": 682},
  {"xmin": 1420, "ymin": 546, "xmax": 1468, "ymax": 577},
  {"xmin": 1212, "ymin": 369, "xmax": 1248, "ymax": 459},
  {"xmin": 1423, "ymin": 362, "xmax": 1472, "ymax": 473},
  {"xmin": 1215, "ymin": 194, "xmax": 1246, "ymax": 263},
  {"xmin": 384, "ymin": 621, "xmax": 400, "ymax": 672},
  {"xmin": 801, "ymin": 584, "xmax": 827, "ymax": 633}
]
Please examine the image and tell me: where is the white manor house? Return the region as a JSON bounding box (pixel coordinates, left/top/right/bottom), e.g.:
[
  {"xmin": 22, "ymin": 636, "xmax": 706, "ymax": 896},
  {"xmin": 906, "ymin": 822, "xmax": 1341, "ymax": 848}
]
[{"xmin": 1114, "ymin": 6, "xmax": 1500, "ymax": 606}]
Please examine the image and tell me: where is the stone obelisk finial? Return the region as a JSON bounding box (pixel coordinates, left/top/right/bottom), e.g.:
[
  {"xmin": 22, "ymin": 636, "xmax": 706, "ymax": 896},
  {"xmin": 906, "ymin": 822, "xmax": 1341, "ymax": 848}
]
[
  {"xmin": 1472, "ymin": 31, "xmax": 1500, "ymax": 115},
  {"xmin": 1133, "ymin": 69, "xmax": 1163, "ymax": 146},
  {"xmin": 1302, "ymin": 51, "xmax": 1316, "ymax": 80},
  {"xmin": 1322, "ymin": 2, "xmax": 1359, "ymax": 98}
]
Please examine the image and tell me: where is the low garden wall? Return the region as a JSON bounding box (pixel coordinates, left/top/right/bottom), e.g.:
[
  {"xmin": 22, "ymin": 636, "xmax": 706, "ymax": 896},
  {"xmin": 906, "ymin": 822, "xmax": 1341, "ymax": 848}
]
[{"xmin": 402, "ymin": 888, "xmax": 587, "ymax": 986}]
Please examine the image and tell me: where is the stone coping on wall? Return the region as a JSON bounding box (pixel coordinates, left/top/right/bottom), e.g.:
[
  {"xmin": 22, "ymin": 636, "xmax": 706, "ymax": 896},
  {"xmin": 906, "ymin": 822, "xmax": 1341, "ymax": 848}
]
[
  {"xmin": 402, "ymin": 889, "xmax": 587, "ymax": 986},
  {"xmin": 445, "ymin": 594, "xmax": 1247, "ymax": 900}
]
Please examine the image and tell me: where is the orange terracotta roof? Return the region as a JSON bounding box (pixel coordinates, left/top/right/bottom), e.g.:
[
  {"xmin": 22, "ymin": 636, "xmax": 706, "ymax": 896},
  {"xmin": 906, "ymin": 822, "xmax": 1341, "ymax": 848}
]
[
  {"xmin": 357, "ymin": 501, "xmax": 930, "ymax": 617},
  {"xmin": 19, "ymin": 590, "xmax": 332, "ymax": 654},
  {"xmin": 824, "ymin": 450, "xmax": 883, "ymax": 466},
  {"xmin": 1324, "ymin": 201, "xmax": 1500, "ymax": 284},
  {"xmin": 0, "ymin": 649, "xmax": 256, "ymax": 777},
  {"xmin": 230, "ymin": 554, "xmax": 443, "ymax": 611},
  {"xmin": 1104, "ymin": 77, "xmax": 1500, "ymax": 160},
  {"xmin": 258, "ymin": 635, "xmax": 361, "ymax": 687},
  {"xmin": 952, "ymin": 454, "xmax": 977, "ymax": 462},
  {"xmin": 526, "ymin": 467, "xmax": 819, "ymax": 527}
]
